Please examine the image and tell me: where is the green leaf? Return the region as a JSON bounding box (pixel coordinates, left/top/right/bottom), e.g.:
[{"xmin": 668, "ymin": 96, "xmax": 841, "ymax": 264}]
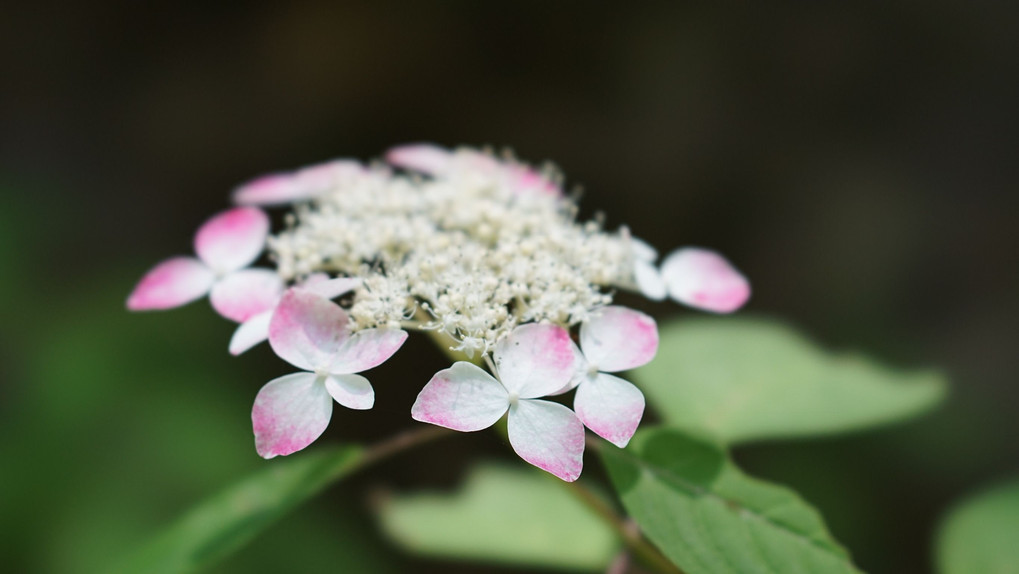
[
  {"xmin": 600, "ymin": 428, "xmax": 862, "ymax": 574},
  {"xmin": 111, "ymin": 446, "xmax": 362, "ymax": 574},
  {"xmin": 635, "ymin": 317, "xmax": 947, "ymax": 444},
  {"xmin": 377, "ymin": 463, "xmax": 620, "ymax": 571},
  {"xmin": 936, "ymin": 479, "xmax": 1019, "ymax": 574}
]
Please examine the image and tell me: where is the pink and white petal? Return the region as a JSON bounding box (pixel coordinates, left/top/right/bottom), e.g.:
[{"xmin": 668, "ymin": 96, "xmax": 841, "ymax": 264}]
[
  {"xmin": 325, "ymin": 374, "xmax": 374, "ymax": 410},
  {"xmin": 494, "ymin": 323, "xmax": 579, "ymax": 399},
  {"xmin": 547, "ymin": 341, "xmax": 589, "ymax": 396},
  {"xmin": 329, "ymin": 328, "xmax": 408, "ymax": 374},
  {"xmin": 302, "ymin": 276, "xmax": 362, "ymax": 300},
  {"xmin": 126, "ymin": 256, "xmax": 214, "ymax": 311},
  {"xmin": 232, "ymin": 173, "xmax": 304, "ymax": 206},
  {"xmin": 229, "ymin": 310, "xmax": 272, "ymax": 355},
  {"xmin": 634, "ymin": 259, "xmax": 667, "ymax": 301},
  {"xmin": 209, "ymin": 268, "xmax": 284, "ymax": 322},
  {"xmin": 661, "ymin": 247, "xmax": 751, "ymax": 314},
  {"xmin": 580, "ymin": 306, "xmax": 659, "ymax": 373},
  {"xmin": 193, "ymin": 207, "xmax": 270, "ymax": 273},
  {"xmin": 574, "ymin": 373, "xmax": 645, "ymax": 448},
  {"xmin": 507, "ymin": 399, "xmax": 585, "ymax": 482},
  {"xmin": 269, "ymin": 289, "xmax": 350, "ymax": 371},
  {"xmin": 411, "ymin": 362, "xmax": 508, "ymax": 432},
  {"xmin": 294, "ymin": 159, "xmax": 363, "ymax": 191},
  {"xmin": 385, "ymin": 143, "xmax": 452, "ymax": 175},
  {"xmin": 252, "ymin": 372, "xmax": 332, "ymax": 459}
]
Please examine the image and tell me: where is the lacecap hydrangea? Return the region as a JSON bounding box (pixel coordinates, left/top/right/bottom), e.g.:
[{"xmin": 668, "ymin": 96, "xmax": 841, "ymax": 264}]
[{"xmin": 127, "ymin": 144, "xmax": 750, "ymax": 481}]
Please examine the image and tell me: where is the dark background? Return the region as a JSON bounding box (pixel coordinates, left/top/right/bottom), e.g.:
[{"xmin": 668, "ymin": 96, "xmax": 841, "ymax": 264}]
[{"xmin": 1, "ymin": 2, "xmax": 1017, "ymax": 573}]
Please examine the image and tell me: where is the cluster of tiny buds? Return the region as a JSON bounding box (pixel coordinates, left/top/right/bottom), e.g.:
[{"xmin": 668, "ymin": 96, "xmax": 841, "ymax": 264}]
[{"xmin": 127, "ymin": 143, "xmax": 751, "ymax": 481}]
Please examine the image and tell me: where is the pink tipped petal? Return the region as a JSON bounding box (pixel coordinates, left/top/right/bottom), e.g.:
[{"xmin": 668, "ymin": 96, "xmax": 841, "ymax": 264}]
[
  {"xmin": 574, "ymin": 373, "xmax": 645, "ymax": 448},
  {"xmin": 126, "ymin": 256, "xmax": 215, "ymax": 311},
  {"xmin": 635, "ymin": 259, "xmax": 667, "ymax": 301},
  {"xmin": 209, "ymin": 268, "xmax": 284, "ymax": 322},
  {"xmin": 325, "ymin": 374, "xmax": 375, "ymax": 410},
  {"xmin": 294, "ymin": 159, "xmax": 362, "ymax": 191},
  {"xmin": 229, "ymin": 310, "xmax": 272, "ymax": 355},
  {"xmin": 193, "ymin": 207, "xmax": 270, "ymax": 273},
  {"xmin": 507, "ymin": 399, "xmax": 585, "ymax": 482},
  {"xmin": 329, "ymin": 328, "xmax": 408, "ymax": 374},
  {"xmin": 252, "ymin": 373, "xmax": 332, "ymax": 459},
  {"xmin": 386, "ymin": 143, "xmax": 452, "ymax": 175},
  {"xmin": 494, "ymin": 323, "xmax": 579, "ymax": 399},
  {"xmin": 661, "ymin": 247, "xmax": 751, "ymax": 314},
  {"xmin": 232, "ymin": 173, "xmax": 302, "ymax": 206},
  {"xmin": 302, "ymin": 276, "xmax": 362, "ymax": 300},
  {"xmin": 411, "ymin": 362, "xmax": 509, "ymax": 432},
  {"xmin": 580, "ymin": 306, "xmax": 659, "ymax": 373},
  {"xmin": 269, "ymin": 289, "xmax": 350, "ymax": 371}
]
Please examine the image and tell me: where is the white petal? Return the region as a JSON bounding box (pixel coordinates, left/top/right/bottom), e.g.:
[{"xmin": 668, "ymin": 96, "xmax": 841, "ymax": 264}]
[
  {"xmin": 193, "ymin": 207, "xmax": 269, "ymax": 273},
  {"xmin": 329, "ymin": 328, "xmax": 408, "ymax": 374},
  {"xmin": 301, "ymin": 276, "xmax": 362, "ymax": 300},
  {"xmin": 580, "ymin": 306, "xmax": 659, "ymax": 373},
  {"xmin": 126, "ymin": 256, "xmax": 214, "ymax": 311},
  {"xmin": 229, "ymin": 310, "xmax": 272, "ymax": 355},
  {"xmin": 634, "ymin": 259, "xmax": 667, "ymax": 301},
  {"xmin": 507, "ymin": 399, "xmax": 585, "ymax": 482},
  {"xmin": 574, "ymin": 373, "xmax": 645, "ymax": 448},
  {"xmin": 385, "ymin": 143, "xmax": 452, "ymax": 175},
  {"xmin": 629, "ymin": 236, "xmax": 659, "ymax": 262},
  {"xmin": 269, "ymin": 289, "xmax": 350, "ymax": 371},
  {"xmin": 411, "ymin": 362, "xmax": 508, "ymax": 432},
  {"xmin": 209, "ymin": 268, "xmax": 284, "ymax": 322},
  {"xmin": 494, "ymin": 323, "xmax": 579, "ymax": 399},
  {"xmin": 252, "ymin": 372, "xmax": 332, "ymax": 459},
  {"xmin": 661, "ymin": 247, "xmax": 751, "ymax": 314},
  {"xmin": 325, "ymin": 374, "xmax": 374, "ymax": 410}
]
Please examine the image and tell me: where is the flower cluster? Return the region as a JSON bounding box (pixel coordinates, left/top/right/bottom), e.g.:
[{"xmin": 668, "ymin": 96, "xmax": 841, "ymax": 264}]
[{"xmin": 128, "ymin": 143, "xmax": 750, "ymax": 481}]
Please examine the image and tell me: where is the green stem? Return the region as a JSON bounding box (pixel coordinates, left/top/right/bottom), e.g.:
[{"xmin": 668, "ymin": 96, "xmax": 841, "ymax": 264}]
[{"xmin": 563, "ymin": 477, "xmax": 684, "ymax": 574}]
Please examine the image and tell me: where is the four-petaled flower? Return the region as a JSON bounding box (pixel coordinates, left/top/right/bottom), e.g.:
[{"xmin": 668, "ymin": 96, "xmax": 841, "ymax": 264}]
[
  {"xmin": 411, "ymin": 323, "xmax": 586, "ymax": 481},
  {"xmin": 252, "ymin": 289, "xmax": 407, "ymax": 458},
  {"xmin": 127, "ymin": 206, "xmax": 282, "ymax": 323}
]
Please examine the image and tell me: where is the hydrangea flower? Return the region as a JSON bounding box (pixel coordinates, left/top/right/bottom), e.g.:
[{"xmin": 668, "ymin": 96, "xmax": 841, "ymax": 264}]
[
  {"xmin": 128, "ymin": 143, "xmax": 751, "ymax": 480},
  {"xmin": 252, "ymin": 289, "xmax": 407, "ymax": 458},
  {"xmin": 127, "ymin": 206, "xmax": 281, "ymax": 322},
  {"xmin": 410, "ymin": 324, "xmax": 585, "ymax": 481}
]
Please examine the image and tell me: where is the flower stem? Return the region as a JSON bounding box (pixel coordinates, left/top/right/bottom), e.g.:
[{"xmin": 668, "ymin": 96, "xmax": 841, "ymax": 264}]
[
  {"xmin": 562, "ymin": 478, "xmax": 684, "ymax": 574},
  {"xmin": 355, "ymin": 425, "xmax": 455, "ymax": 471}
]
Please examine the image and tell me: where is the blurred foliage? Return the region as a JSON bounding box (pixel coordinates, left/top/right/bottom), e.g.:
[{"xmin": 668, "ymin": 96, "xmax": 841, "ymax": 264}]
[
  {"xmin": 601, "ymin": 428, "xmax": 860, "ymax": 574},
  {"xmin": 635, "ymin": 317, "xmax": 946, "ymax": 444},
  {"xmin": 112, "ymin": 445, "xmax": 364, "ymax": 574},
  {"xmin": 935, "ymin": 478, "xmax": 1019, "ymax": 574},
  {"xmin": 377, "ymin": 463, "xmax": 619, "ymax": 571}
]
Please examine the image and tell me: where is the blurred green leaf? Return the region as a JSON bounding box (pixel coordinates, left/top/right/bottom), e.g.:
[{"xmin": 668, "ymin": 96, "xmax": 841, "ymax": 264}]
[
  {"xmin": 635, "ymin": 317, "xmax": 947, "ymax": 444},
  {"xmin": 377, "ymin": 462, "xmax": 620, "ymax": 571},
  {"xmin": 111, "ymin": 446, "xmax": 363, "ymax": 574},
  {"xmin": 936, "ymin": 478, "xmax": 1019, "ymax": 574},
  {"xmin": 600, "ymin": 428, "xmax": 861, "ymax": 574}
]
